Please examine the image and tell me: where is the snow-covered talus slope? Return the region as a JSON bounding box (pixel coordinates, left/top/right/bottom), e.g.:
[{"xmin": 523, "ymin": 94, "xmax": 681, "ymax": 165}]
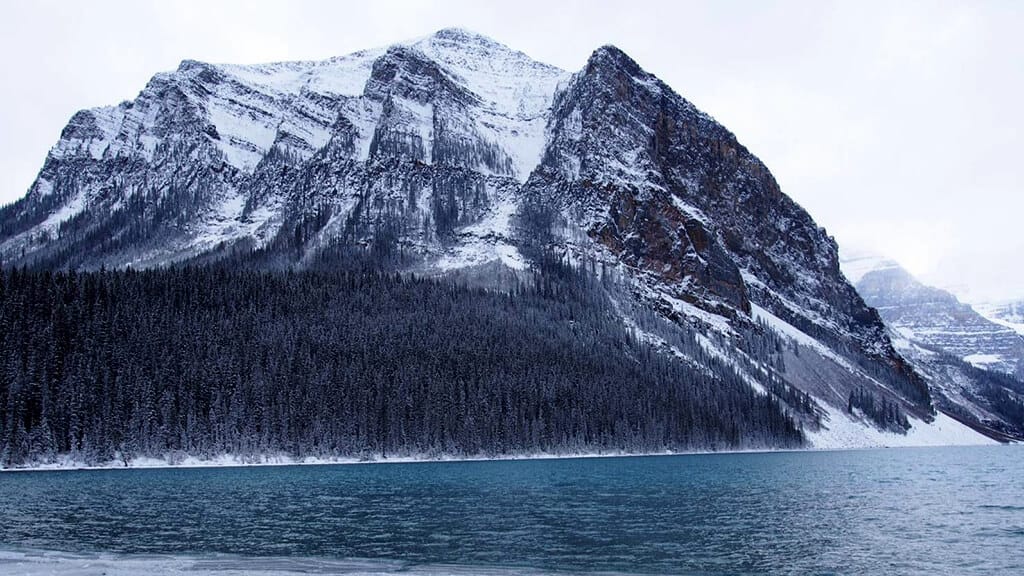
[
  {"xmin": 0, "ymin": 28, "xmax": 1002, "ymax": 447},
  {"xmin": 807, "ymin": 406, "xmax": 996, "ymax": 449},
  {"xmin": 519, "ymin": 45, "xmax": 934, "ymax": 427}
]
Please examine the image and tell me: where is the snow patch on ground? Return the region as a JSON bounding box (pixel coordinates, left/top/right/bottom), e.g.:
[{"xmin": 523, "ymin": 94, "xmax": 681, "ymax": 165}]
[
  {"xmin": 191, "ymin": 192, "xmax": 246, "ymax": 248},
  {"xmin": 190, "ymin": 193, "xmax": 281, "ymax": 252},
  {"xmin": 613, "ymin": 304, "xmax": 719, "ymax": 382},
  {"xmin": 38, "ymin": 190, "xmax": 88, "ymax": 231},
  {"xmin": 435, "ymin": 197, "xmax": 526, "ymax": 272},
  {"xmin": 973, "ymin": 301, "xmax": 1024, "ymax": 336},
  {"xmin": 890, "ymin": 330, "xmax": 938, "ymax": 359},
  {"xmin": 964, "ymin": 353, "xmax": 1004, "ymax": 368},
  {"xmin": 751, "ymin": 302, "xmax": 855, "ymax": 372},
  {"xmin": 0, "ymin": 186, "xmax": 89, "ymax": 255},
  {"xmin": 206, "ymin": 97, "xmax": 279, "ymax": 172},
  {"xmin": 207, "ymin": 50, "xmax": 383, "ymax": 169},
  {"xmin": 310, "ymin": 50, "xmax": 383, "ymax": 96},
  {"xmin": 807, "ymin": 404, "xmax": 995, "ymax": 450},
  {"xmin": 695, "ymin": 333, "xmax": 768, "ymax": 395},
  {"xmin": 31, "ymin": 177, "xmax": 54, "ymax": 197},
  {"xmin": 0, "ymin": 448, "xmax": 759, "ymax": 474},
  {"xmin": 660, "ymin": 293, "xmax": 735, "ymax": 335},
  {"xmin": 413, "ymin": 30, "xmax": 568, "ymax": 182},
  {"xmin": 218, "ymin": 61, "xmax": 308, "ymax": 94},
  {"xmin": 669, "ymin": 194, "xmax": 711, "ymax": 227},
  {"xmin": 494, "ymin": 244, "xmax": 527, "ymax": 270}
]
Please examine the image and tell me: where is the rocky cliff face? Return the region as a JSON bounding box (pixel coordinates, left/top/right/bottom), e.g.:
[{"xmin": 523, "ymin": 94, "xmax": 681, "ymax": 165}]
[
  {"xmin": 521, "ymin": 45, "xmax": 924, "ymax": 408},
  {"xmin": 3, "ymin": 28, "xmax": 1004, "ymax": 445},
  {"xmin": 0, "ymin": 30, "xmax": 565, "ymax": 270}
]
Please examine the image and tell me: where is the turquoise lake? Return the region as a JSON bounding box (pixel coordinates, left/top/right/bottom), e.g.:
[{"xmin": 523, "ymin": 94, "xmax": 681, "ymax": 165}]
[{"xmin": 1, "ymin": 446, "xmax": 1022, "ymax": 575}]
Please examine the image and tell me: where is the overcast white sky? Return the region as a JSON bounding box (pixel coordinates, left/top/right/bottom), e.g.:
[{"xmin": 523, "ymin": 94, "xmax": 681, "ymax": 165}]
[{"xmin": 0, "ymin": 0, "xmax": 1020, "ymax": 301}]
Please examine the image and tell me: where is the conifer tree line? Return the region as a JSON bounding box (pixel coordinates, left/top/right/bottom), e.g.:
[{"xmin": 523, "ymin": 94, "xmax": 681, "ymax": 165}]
[
  {"xmin": 0, "ymin": 261, "xmax": 805, "ymax": 467},
  {"xmin": 936, "ymin": 354, "xmax": 1024, "ymax": 437},
  {"xmin": 847, "ymin": 387, "xmax": 910, "ymax": 432},
  {"xmin": 744, "ymin": 283, "xmax": 934, "ymax": 411}
]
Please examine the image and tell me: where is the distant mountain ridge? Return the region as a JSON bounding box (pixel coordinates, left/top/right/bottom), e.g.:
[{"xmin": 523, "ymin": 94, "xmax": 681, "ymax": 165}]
[
  {"xmin": 842, "ymin": 251, "xmax": 1024, "ymax": 435},
  {"xmin": 975, "ymin": 300, "xmax": 1024, "ymax": 337},
  {"xmin": 0, "ymin": 28, "xmax": 1015, "ymax": 459},
  {"xmin": 844, "ymin": 252, "xmax": 1024, "ymax": 378}
]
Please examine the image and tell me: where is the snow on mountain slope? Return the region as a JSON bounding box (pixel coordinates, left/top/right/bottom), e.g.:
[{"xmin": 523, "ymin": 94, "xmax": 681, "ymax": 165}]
[
  {"xmin": 808, "ymin": 405, "xmax": 996, "ymax": 449},
  {"xmin": 974, "ymin": 300, "xmax": 1024, "ymax": 337},
  {"xmin": 512, "ymin": 43, "xmax": 939, "ymax": 438},
  {"xmin": 0, "ymin": 28, "xmax": 567, "ymax": 268},
  {"xmin": 840, "ymin": 250, "xmax": 1024, "ymax": 437},
  {"xmin": 842, "ymin": 251, "xmax": 1024, "ymax": 379},
  {"xmin": 1, "ymin": 28, "xmax": 1006, "ymax": 448},
  {"xmin": 413, "ymin": 29, "xmax": 566, "ymax": 181}
]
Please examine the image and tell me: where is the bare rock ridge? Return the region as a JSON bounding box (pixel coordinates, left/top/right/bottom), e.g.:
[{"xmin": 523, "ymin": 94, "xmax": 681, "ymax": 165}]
[{"xmin": 2, "ymin": 28, "xmax": 1018, "ymax": 445}]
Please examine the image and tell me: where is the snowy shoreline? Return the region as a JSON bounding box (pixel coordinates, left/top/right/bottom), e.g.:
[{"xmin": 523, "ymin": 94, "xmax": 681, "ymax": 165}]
[
  {"xmin": 1, "ymin": 440, "xmax": 1009, "ymax": 473},
  {"xmin": 3, "ymin": 402, "xmax": 1004, "ymax": 473},
  {"xmin": 0, "ymin": 448, "xmax": 789, "ymax": 473}
]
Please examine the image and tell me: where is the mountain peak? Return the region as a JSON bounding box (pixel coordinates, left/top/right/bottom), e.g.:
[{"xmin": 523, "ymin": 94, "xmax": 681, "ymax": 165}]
[
  {"xmin": 586, "ymin": 44, "xmax": 644, "ymax": 76},
  {"xmin": 176, "ymin": 58, "xmax": 206, "ymax": 72},
  {"xmin": 590, "ymin": 44, "xmax": 630, "ymax": 62},
  {"xmin": 7, "ymin": 30, "xmax": 1009, "ymax": 445},
  {"xmin": 427, "ymin": 27, "xmax": 498, "ymax": 44},
  {"xmin": 851, "ymin": 251, "xmax": 1024, "ymax": 382},
  {"xmin": 840, "ymin": 250, "xmax": 902, "ymax": 285},
  {"xmin": 410, "ymin": 27, "xmax": 563, "ymax": 77},
  {"xmin": 412, "ymin": 27, "xmax": 520, "ymax": 59}
]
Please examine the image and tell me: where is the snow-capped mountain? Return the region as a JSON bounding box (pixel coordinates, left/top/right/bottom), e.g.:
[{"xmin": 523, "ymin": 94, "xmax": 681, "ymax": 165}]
[
  {"xmin": 842, "ymin": 251, "xmax": 1024, "ymax": 436},
  {"xmin": 0, "ymin": 29, "xmax": 566, "ymax": 269},
  {"xmin": 0, "ymin": 28, "xmax": 1009, "ymax": 446},
  {"xmin": 844, "ymin": 253, "xmax": 1024, "ymax": 378}
]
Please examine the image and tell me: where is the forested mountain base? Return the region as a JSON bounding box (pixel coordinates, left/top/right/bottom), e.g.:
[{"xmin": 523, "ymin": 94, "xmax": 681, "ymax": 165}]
[
  {"xmin": 0, "ymin": 264, "xmax": 803, "ymax": 467},
  {"xmin": 2, "ymin": 29, "xmax": 977, "ymax": 454}
]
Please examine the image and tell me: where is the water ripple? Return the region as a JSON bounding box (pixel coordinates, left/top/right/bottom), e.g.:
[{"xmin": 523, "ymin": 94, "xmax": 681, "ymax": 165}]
[{"xmin": 0, "ymin": 446, "xmax": 1022, "ymax": 575}]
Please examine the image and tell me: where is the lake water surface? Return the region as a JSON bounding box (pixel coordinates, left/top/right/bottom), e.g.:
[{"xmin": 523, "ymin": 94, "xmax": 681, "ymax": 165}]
[{"xmin": 1, "ymin": 446, "xmax": 1022, "ymax": 575}]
